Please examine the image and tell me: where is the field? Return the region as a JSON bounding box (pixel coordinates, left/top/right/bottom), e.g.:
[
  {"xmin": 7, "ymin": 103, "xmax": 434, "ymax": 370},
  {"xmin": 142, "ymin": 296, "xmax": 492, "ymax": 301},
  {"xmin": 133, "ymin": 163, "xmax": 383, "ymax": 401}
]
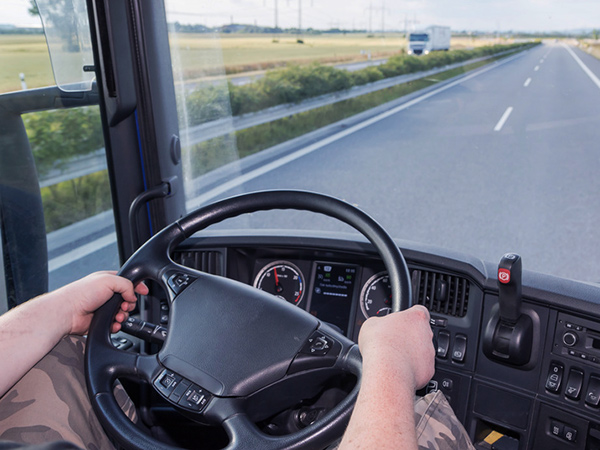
[
  {"xmin": 0, "ymin": 34, "xmax": 53, "ymax": 93},
  {"xmin": 580, "ymin": 39, "xmax": 600, "ymax": 59},
  {"xmin": 0, "ymin": 32, "xmax": 501, "ymax": 94}
]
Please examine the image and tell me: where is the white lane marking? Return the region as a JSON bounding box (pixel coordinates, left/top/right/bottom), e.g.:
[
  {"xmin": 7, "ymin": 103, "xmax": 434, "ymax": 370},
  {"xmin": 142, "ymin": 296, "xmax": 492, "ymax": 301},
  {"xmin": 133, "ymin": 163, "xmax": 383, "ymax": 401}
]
[
  {"xmin": 563, "ymin": 44, "xmax": 600, "ymax": 91},
  {"xmin": 524, "ymin": 77, "xmax": 532, "ymax": 87},
  {"xmin": 49, "ymin": 232, "xmax": 116, "ymax": 272},
  {"xmin": 187, "ymin": 51, "xmax": 527, "ymax": 210},
  {"xmin": 534, "ymin": 65, "xmax": 540, "ymax": 71},
  {"xmin": 540, "ymin": 59, "xmax": 544, "ymax": 64},
  {"xmin": 494, "ymin": 106, "xmax": 514, "ymax": 131}
]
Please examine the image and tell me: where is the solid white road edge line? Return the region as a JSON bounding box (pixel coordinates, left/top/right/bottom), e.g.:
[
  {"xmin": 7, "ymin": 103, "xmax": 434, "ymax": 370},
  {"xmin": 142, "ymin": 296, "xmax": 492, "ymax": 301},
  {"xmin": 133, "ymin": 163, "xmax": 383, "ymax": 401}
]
[{"xmin": 563, "ymin": 44, "xmax": 600, "ymax": 91}]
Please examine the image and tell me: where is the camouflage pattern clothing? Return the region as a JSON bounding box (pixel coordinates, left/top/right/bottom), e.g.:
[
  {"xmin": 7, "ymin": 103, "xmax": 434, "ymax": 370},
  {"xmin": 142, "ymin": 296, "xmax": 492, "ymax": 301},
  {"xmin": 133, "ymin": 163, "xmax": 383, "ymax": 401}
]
[
  {"xmin": 0, "ymin": 335, "xmax": 471, "ymax": 449},
  {"xmin": 0, "ymin": 336, "xmax": 136, "ymax": 450},
  {"xmin": 415, "ymin": 390, "xmax": 475, "ymax": 450}
]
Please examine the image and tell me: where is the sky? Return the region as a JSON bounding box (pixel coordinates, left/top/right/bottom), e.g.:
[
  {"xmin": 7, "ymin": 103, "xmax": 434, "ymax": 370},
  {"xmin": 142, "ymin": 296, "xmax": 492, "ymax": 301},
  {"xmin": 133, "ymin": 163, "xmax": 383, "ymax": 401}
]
[{"xmin": 4, "ymin": 0, "xmax": 600, "ymax": 32}]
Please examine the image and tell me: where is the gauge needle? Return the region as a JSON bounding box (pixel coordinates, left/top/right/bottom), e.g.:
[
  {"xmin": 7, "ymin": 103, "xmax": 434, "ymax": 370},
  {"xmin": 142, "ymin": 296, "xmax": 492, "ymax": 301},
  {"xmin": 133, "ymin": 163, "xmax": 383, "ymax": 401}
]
[{"xmin": 274, "ymin": 268, "xmax": 284, "ymax": 294}]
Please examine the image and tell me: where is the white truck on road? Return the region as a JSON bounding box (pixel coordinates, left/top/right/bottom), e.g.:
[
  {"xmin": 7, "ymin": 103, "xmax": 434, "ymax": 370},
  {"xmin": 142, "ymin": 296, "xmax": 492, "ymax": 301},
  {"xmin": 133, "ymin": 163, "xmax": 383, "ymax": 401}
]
[{"xmin": 407, "ymin": 26, "xmax": 451, "ymax": 55}]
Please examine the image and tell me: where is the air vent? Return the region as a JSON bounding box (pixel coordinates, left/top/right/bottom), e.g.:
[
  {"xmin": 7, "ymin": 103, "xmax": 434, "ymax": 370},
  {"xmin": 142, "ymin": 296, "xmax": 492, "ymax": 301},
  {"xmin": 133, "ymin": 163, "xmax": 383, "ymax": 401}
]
[
  {"xmin": 172, "ymin": 250, "xmax": 223, "ymax": 276},
  {"xmin": 411, "ymin": 269, "xmax": 469, "ymax": 317}
]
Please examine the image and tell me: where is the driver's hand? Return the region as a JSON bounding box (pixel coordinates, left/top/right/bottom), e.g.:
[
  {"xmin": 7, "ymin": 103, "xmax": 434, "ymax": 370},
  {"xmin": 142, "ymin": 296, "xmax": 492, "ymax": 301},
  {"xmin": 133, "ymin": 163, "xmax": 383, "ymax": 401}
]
[
  {"xmin": 55, "ymin": 271, "xmax": 149, "ymax": 335},
  {"xmin": 358, "ymin": 305, "xmax": 435, "ymax": 391}
]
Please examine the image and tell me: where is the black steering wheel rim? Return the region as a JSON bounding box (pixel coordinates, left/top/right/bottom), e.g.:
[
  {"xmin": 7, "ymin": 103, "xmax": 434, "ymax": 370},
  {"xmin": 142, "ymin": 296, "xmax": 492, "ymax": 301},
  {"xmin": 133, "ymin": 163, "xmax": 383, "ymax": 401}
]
[{"xmin": 85, "ymin": 190, "xmax": 412, "ymax": 450}]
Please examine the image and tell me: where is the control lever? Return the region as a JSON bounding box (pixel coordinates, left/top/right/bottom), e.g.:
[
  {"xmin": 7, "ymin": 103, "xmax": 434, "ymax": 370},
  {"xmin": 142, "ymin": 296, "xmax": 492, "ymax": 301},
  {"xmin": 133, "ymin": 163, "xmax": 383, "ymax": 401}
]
[
  {"xmin": 497, "ymin": 253, "xmax": 522, "ymax": 325},
  {"xmin": 122, "ymin": 317, "xmax": 167, "ymax": 344},
  {"xmin": 483, "ymin": 253, "xmax": 534, "ymax": 367}
]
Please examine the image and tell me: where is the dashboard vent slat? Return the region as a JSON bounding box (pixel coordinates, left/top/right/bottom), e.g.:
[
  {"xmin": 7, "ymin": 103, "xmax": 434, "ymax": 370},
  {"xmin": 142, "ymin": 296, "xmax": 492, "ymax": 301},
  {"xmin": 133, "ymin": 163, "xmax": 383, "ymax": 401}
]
[
  {"xmin": 411, "ymin": 269, "xmax": 469, "ymax": 318},
  {"xmin": 172, "ymin": 250, "xmax": 223, "ymax": 276}
]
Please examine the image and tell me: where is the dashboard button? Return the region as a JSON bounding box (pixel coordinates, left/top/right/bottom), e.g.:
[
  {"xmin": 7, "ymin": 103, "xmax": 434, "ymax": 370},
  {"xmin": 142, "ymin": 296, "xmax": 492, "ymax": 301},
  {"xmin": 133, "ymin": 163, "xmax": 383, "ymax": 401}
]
[
  {"xmin": 565, "ymin": 369, "xmax": 584, "ymax": 400},
  {"xmin": 154, "ymin": 370, "xmax": 182, "ymax": 397},
  {"xmin": 167, "ymin": 272, "xmax": 195, "ymax": 295},
  {"xmin": 169, "ymin": 379, "xmax": 191, "ymax": 402},
  {"xmin": 564, "ymin": 426, "xmax": 577, "ymax": 443},
  {"xmin": 452, "ymin": 334, "xmax": 467, "ymax": 363},
  {"xmin": 585, "ymin": 376, "xmax": 600, "ymax": 407},
  {"xmin": 550, "ymin": 420, "xmax": 564, "ymax": 438},
  {"xmin": 441, "ymin": 378, "xmax": 453, "ymax": 391},
  {"xmin": 545, "ymin": 362, "xmax": 563, "ymax": 393},
  {"xmin": 437, "ymin": 331, "xmax": 450, "ymax": 359},
  {"xmin": 562, "ymin": 331, "xmax": 578, "ymax": 347},
  {"xmin": 300, "ymin": 332, "xmax": 335, "ymax": 356}
]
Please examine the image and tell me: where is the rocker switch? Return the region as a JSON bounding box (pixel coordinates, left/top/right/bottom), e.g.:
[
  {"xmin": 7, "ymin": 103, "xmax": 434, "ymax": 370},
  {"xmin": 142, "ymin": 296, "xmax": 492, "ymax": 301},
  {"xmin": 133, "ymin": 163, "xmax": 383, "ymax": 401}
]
[
  {"xmin": 437, "ymin": 331, "xmax": 450, "ymax": 359},
  {"xmin": 585, "ymin": 376, "xmax": 600, "ymax": 407},
  {"xmin": 452, "ymin": 335, "xmax": 467, "ymax": 363},
  {"xmin": 545, "ymin": 362, "xmax": 563, "ymax": 393},
  {"xmin": 565, "ymin": 369, "xmax": 583, "ymax": 400}
]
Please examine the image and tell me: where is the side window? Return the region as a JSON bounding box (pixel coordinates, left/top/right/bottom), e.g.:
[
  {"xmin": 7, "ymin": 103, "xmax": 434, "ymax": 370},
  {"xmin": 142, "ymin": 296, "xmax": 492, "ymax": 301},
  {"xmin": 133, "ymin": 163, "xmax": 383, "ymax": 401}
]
[
  {"xmin": 0, "ymin": 2, "xmax": 118, "ymax": 309},
  {"xmin": 24, "ymin": 106, "xmax": 119, "ymax": 291}
]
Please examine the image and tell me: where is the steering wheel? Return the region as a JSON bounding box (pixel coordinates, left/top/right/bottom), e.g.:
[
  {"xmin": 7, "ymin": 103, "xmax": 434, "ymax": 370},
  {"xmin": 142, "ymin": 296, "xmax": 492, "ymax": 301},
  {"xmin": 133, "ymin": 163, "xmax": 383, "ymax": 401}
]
[{"xmin": 85, "ymin": 190, "xmax": 412, "ymax": 450}]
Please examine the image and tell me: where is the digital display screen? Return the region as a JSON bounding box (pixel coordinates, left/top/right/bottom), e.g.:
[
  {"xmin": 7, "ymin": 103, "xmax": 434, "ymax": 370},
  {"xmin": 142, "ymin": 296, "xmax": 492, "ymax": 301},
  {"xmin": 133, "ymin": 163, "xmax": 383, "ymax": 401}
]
[{"xmin": 309, "ymin": 263, "xmax": 357, "ymax": 334}]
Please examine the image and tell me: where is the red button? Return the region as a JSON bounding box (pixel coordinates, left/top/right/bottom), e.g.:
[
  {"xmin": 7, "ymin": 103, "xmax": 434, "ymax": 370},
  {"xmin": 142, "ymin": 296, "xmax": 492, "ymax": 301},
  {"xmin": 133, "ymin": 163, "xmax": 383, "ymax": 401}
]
[{"xmin": 498, "ymin": 268, "xmax": 511, "ymax": 284}]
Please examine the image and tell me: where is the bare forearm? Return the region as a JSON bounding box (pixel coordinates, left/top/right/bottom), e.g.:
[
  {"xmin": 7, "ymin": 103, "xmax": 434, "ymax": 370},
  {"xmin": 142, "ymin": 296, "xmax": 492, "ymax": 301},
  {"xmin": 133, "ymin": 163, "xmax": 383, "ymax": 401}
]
[
  {"xmin": 339, "ymin": 358, "xmax": 418, "ymax": 450},
  {"xmin": 0, "ymin": 292, "xmax": 71, "ymax": 397}
]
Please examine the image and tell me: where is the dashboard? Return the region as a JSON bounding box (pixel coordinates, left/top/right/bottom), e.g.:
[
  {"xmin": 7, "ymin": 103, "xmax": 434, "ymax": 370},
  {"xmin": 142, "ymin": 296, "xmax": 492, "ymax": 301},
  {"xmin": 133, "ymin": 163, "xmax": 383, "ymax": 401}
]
[{"xmin": 150, "ymin": 231, "xmax": 600, "ymax": 450}]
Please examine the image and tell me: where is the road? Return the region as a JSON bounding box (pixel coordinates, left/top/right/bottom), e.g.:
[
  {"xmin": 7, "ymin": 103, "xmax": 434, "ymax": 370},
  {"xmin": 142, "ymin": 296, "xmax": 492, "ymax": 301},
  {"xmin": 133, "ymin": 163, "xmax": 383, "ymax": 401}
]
[{"xmin": 49, "ymin": 43, "xmax": 600, "ymax": 288}]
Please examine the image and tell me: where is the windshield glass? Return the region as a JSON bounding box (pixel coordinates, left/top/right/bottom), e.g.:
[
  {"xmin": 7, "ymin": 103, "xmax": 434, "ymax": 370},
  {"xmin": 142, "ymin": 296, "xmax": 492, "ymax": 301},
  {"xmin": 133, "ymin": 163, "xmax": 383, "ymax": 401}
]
[
  {"xmin": 165, "ymin": 1, "xmax": 600, "ymax": 283},
  {"xmin": 410, "ymin": 33, "xmax": 429, "ymax": 42}
]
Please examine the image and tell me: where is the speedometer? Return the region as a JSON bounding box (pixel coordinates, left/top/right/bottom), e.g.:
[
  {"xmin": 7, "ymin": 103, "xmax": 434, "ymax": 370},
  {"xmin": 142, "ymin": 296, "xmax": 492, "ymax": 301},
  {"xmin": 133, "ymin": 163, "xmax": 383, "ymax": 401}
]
[
  {"xmin": 253, "ymin": 261, "xmax": 305, "ymax": 306},
  {"xmin": 360, "ymin": 272, "xmax": 392, "ymax": 318}
]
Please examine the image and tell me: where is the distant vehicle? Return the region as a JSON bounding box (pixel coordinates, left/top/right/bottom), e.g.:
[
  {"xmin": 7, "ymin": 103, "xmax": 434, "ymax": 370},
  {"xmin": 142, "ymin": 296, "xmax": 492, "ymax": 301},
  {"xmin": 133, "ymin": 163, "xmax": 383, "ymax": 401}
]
[{"xmin": 407, "ymin": 25, "xmax": 451, "ymax": 55}]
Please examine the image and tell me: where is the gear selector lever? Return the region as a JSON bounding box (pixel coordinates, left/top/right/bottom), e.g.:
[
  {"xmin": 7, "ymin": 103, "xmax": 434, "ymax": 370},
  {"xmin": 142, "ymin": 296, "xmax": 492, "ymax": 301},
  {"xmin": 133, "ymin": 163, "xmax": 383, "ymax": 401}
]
[
  {"xmin": 498, "ymin": 253, "xmax": 522, "ymax": 324},
  {"xmin": 483, "ymin": 253, "xmax": 534, "ymax": 367}
]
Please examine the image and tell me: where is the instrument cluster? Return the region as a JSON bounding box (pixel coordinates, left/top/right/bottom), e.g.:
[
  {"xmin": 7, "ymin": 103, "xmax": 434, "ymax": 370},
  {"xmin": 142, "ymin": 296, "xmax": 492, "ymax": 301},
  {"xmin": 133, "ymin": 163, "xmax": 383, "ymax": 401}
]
[{"xmin": 252, "ymin": 259, "xmax": 391, "ymax": 339}]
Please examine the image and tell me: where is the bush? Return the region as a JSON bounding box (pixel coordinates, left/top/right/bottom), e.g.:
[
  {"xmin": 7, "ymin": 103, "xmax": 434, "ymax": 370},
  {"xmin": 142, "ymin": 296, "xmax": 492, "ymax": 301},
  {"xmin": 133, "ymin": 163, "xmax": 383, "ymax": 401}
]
[
  {"xmin": 351, "ymin": 66, "xmax": 384, "ymax": 85},
  {"xmin": 181, "ymin": 42, "xmax": 535, "ymax": 123},
  {"xmin": 23, "ymin": 107, "xmax": 103, "ymax": 177},
  {"xmin": 41, "ymin": 171, "xmax": 112, "ymax": 232},
  {"xmin": 183, "ymin": 85, "xmax": 231, "ymax": 125}
]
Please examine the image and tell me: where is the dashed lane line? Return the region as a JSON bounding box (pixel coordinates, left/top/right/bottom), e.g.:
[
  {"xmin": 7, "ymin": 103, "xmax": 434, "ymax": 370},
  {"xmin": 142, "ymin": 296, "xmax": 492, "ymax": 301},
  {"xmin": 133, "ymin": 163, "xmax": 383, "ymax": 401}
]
[{"xmin": 494, "ymin": 106, "xmax": 514, "ymax": 132}]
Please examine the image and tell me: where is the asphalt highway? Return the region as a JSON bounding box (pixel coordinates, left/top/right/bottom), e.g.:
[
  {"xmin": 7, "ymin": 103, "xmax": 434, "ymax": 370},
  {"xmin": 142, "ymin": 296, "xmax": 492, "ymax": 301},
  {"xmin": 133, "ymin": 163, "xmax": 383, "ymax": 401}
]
[{"xmin": 49, "ymin": 43, "xmax": 600, "ymax": 288}]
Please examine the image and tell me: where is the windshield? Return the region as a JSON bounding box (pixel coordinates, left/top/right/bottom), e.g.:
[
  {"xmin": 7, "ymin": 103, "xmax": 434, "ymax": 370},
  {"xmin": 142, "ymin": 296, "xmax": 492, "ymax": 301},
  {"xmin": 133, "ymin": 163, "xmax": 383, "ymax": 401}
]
[
  {"xmin": 163, "ymin": 1, "xmax": 600, "ymax": 283},
  {"xmin": 410, "ymin": 33, "xmax": 429, "ymax": 42}
]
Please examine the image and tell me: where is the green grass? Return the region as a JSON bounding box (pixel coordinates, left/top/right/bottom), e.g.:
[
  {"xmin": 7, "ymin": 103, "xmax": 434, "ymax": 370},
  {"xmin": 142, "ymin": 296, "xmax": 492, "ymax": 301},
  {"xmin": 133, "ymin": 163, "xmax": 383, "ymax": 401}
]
[{"xmin": 0, "ymin": 34, "xmax": 54, "ymax": 93}]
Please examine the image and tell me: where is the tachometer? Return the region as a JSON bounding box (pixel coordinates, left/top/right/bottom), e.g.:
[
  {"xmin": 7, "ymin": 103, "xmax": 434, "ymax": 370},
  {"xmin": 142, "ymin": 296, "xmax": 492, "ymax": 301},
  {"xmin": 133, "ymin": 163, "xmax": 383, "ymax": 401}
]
[
  {"xmin": 253, "ymin": 261, "xmax": 305, "ymax": 306},
  {"xmin": 360, "ymin": 272, "xmax": 392, "ymax": 318}
]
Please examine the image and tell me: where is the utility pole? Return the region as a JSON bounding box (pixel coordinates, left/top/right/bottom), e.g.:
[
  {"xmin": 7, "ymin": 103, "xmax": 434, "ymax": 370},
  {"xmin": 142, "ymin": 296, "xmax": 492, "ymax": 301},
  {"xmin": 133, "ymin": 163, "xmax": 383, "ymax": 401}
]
[
  {"xmin": 274, "ymin": 0, "xmax": 278, "ymax": 30},
  {"xmin": 381, "ymin": 0, "xmax": 385, "ymax": 36},
  {"xmin": 298, "ymin": 0, "xmax": 302, "ymax": 34},
  {"xmin": 369, "ymin": 1, "xmax": 373, "ymax": 34}
]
